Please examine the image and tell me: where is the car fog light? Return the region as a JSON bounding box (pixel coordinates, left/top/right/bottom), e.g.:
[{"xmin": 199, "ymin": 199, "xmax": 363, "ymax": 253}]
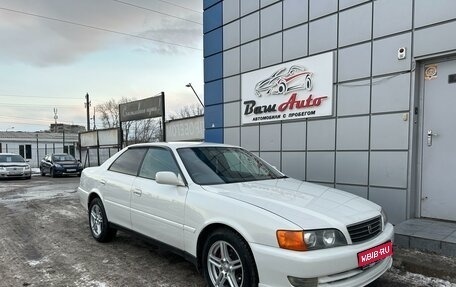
[
  {"xmin": 304, "ymin": 232, "xmax": 317, "ymax": 248},
  {"xmin": 322, "ymin": 230, "xmax": 336, "ymax": 247},
  {"xmin": 287, "ymin": 276, "xmax": 317, "ymax": 287}
]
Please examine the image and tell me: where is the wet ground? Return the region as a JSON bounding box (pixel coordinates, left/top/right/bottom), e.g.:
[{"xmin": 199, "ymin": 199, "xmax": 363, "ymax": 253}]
[{"xmin": 0, "ymin": 176, "xmax": 453, "ymax": 287}]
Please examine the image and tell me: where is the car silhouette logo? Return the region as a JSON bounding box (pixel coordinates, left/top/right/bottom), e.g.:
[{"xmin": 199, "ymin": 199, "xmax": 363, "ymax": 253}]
[{"xmin": 255, "ymin": 65, "xmax": 313, "ymax": 97}]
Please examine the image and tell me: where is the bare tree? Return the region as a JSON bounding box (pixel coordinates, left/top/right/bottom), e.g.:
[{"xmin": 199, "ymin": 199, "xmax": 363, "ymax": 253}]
[{"xmin": 169, "ymin": 104, "xmax": 204, "ymax": 120}]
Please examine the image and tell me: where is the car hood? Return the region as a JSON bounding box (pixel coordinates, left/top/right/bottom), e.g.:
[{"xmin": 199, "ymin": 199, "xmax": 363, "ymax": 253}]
[{"xmin": 201, "ymin": 178, "xmax": 380, "ymax": 230}]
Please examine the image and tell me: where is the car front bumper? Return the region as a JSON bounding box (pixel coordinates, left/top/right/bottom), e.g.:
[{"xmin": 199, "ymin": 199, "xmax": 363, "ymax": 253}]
[
  {"xmin": 251, "ymin": 223, "xmax": 394, "ymax": 287},
  {"xmin": 54, "ymin": 166, "xmax": 83, "ymax": 175},
  {"xmin": 0, "ymin": 170, "xmax": 31, "ymax": 178}
]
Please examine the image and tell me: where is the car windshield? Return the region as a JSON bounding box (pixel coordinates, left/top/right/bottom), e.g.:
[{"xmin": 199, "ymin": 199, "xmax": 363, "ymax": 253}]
[
  {"xmin": 0, "ymin": 154, "xmax": 25, "ymax": 163},
  {"xmin": 52, "ymin": 154, "xmax": 75, "ymax": 161},
  {"xmin": 177, "ymin": 147, "xmax": 285, "ymax": 185}
]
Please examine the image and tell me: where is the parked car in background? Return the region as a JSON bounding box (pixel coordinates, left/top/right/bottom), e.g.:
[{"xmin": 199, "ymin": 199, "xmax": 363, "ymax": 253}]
[
  {"xmin": 40, "ymin": 153, "xmax": 83, "ymax": 177},
  {"xmin": 0, "ymin": 153, "xmax": 31, "ymax": 179},
  {"xmin": 78, "ymin": 142, "xmax": 394, "ymax": 287}
]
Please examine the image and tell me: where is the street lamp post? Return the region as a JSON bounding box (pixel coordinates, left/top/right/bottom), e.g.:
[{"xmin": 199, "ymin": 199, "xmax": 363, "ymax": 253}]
[{"xmin": 185, "ymin": 83, "xmax": 204, "ymax": 107}]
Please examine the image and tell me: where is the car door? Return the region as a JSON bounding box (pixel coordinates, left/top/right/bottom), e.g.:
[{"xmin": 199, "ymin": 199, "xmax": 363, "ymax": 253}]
[
  {"xmin": 130, "ymin": 147, "xmax": 188, "ymax": 250},
  {"xmin": 101, "ymin": 147, "xmax": 147, "ymax": 229}
]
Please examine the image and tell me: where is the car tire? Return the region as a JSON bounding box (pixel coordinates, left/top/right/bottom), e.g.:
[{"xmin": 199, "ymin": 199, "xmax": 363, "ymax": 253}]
[
  {"xmin": 50, "ymin": 168, "xmax": 56, "ymax": 178},
  {"xmin": 40, "ymin": 168, "xmax": 45, "ymax": 176},
  {"xmin": 88, "ymin": 198, "xmax": 117, "ymax": 243},
  {"xmin": 202, "ymin": 229, "xmax": 258, "ymax": 287}
]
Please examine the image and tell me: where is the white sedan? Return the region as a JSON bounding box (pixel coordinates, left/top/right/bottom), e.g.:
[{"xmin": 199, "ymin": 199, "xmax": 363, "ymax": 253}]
[{"xmin": 78, "ymin": 142, "xmax": 394, "ymax": 287}]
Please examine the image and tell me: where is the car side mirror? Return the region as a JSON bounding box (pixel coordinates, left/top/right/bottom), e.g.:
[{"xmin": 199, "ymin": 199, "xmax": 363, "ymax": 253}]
[{"xmin": 156, "ymin": 171, "xmax": 185, "ymax": 186}]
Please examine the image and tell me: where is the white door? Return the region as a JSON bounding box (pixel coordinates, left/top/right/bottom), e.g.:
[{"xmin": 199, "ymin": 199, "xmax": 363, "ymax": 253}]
[
  {"xmin": 130, "ymin": 147, "xmax": 188, "ymax": 249},
  {"xmin": 421, "ymin": 59, "xmax": 456, "ymax": 221}
]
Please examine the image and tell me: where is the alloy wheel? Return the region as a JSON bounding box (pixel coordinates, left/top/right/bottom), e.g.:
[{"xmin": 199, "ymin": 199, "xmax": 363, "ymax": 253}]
[{"xmin": 207, "ymin": 240, "xmax": 244, "ymax": 287}]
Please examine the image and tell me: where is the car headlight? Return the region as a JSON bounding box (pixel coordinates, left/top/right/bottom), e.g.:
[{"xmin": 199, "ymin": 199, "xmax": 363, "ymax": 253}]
[
  {"xmin": 54, "ymin": 164, "xmax": 62, "ymax": 168},
  {"xmin": 277, "ymin": 229, "xmax": 347, "ymax": 251},
  {"xmin": 381, "ymin": 209, "xmax": 388, "ymax": 230},
  {"xmin": 24, "ymin": 165, "xmax": 30, "ymax": 170},
  {"xmin": 0, "ymin": 166, "xmax": 5, "ymax": 171}
]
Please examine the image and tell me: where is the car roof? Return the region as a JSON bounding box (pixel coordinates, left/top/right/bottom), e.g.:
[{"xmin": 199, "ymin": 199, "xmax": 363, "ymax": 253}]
[
  {"xmin": 0, "ymin": 153, "xmax": 22, "ymax": 156},
  {"xmin": 127, "ymin": 142, "xmax": 238, "ymax": 150}
]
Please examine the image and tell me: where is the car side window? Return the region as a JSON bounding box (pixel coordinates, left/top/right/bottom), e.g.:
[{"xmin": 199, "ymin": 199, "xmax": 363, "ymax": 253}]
[
  {"xmin": 108, "ymin": 148, "xmax": 147, "ymax": 176},
  {"xmin": 139, "ymin": 148, "xmax": 180, "ymax": 180}
]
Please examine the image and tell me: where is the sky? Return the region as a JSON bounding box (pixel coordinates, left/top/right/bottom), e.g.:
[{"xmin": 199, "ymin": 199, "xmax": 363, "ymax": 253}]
[{"xmin": 0, "ymin": 0, "xmax": 204, "ymax": 132}]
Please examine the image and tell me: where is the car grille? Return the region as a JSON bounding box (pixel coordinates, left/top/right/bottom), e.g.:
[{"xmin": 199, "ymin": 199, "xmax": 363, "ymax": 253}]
[
  {"xmin": 6, "ymin": 167, "xmax": 24, "ymax": 171},
  {"xmin": 347, "ymin": 216, "xmax": 382, "ymax": 243}
]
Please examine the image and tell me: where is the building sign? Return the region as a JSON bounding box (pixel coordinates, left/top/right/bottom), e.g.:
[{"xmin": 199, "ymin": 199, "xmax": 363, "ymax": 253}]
[
  {"xmin": 119, "ymin": 95, "xmax": 163, "ymax": 122},
  {"xmin": 241, "ymin": 52, "xmax": 333, "ymax": 124},
  {"xmin": 166, "ymin": 116, "xmax": 204, "ymax": 141}
]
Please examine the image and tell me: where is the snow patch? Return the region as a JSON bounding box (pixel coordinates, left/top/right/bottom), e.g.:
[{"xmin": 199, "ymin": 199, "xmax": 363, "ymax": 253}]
[
  {"xmin": 387, "ymin": 267, "xmax": 456, "ymax": 287},
  {"xmin": 27, "ymin": 257, "xmax": 48, "ymax": 267}
]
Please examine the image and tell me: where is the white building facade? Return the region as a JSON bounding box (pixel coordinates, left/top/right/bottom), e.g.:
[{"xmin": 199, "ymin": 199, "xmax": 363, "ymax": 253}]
[{"xmin": 0, "ymin": 132, "xmax": 79, "ymax": 168}]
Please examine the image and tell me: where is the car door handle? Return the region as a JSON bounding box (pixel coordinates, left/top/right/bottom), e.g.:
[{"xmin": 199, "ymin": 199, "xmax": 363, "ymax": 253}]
[
  {"xmin": 100, "ymin": 179, "xmax": 106, "ymax": 185},
  {"xmin": 133, "ymin": 188, "xmax": 142, "ymax": 197}
]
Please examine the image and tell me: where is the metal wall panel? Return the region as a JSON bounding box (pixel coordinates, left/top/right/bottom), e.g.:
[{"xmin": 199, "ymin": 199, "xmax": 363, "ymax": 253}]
[
  {"xmin": 373, "ymin": 33, "xmax": 412, "ymax": 76},
  {"xmin": 370, "ymin": 151, "xmax": 408, "ymax": 188},
  {"xmin": 336, "ymin": 152, "xmax": 369, "ymax": 185},
  {"xmin": 309, "ymin": 15, "xmax": 337, "ymax": 54},
  {"xmin": 373, "ymin": 0, "xmax": 412, "ymax": 38},
  {"xmin": 307, "ymin": 119, "xmax": 336, "ymax": 150},
  {"xmin": 339, "ymin": 0, "xmax": 370, "ymax": 10},
  {"xmin": 307, "ymin": 152, "xmax": 335, "ymax": 183},
  {"xmin": 241, "ymin": 12, "xmax": 259, "ymax": 43},
  {"xmin": 282, "ymin": 121, "xmax": 307, "ymax": 151},
  {"xmin": 223, "ymin": 0, "xmax": 239, "ymax": 24},
  {"xmin": 223, "ymin": 76, "xmax": 241, "ymax": 102},
  {"xmin": 223, "ymin": 20, "xmax": 240, "ymax": 50},
  {"xmin": 415, "ymin": 0, "xmax": 456, "ymax": 28},
  {"xmin": 260, "ymin": 2, "xmax": 283, "ymax": 36},
  {"xmin": 283, "ymin": 24, "xmax": 308, "ymax": 61},
  {"xmin": 204, "ymin": 79, "xmax": 223, "ymax": 106},
  {"xmin": 371, "ymin": 73, "xmax": 410, "ymax": 113},
  {"xmin": 282, "ymin": 152, "xmax": 306, "ymax": 180},
  {"xmin": 338, "ymin": 43, "xmax": 371, "ymax": 82},
  {"xmin": 224, "ymin": 102, "xmax": 241, "ymax": 127},
  {"xmin": 339, "ymin": 3, "xmax": 372, "ymax": 47},
  {"xmin": 283, "ymin": 0, "xmax": 309, "ymax": 29},
  {"xmin": 241, "ymin": 125, "xmax": 260, "ymax": 151},
  {"xmin": 241, "ymin": 0, "xmax": 259, "ymax": 16},
  {"xmin": 337, "ymin": 81, "xmax": 371, "ymax": 116},
  {"xmin": 240, "ymin": 41, "xmax": 260, "ymax": 72},
  {"xmin": 223, "ymin": 47, "xmax": 240, "ymax": 77},
  {"xmin": 260, "ymin": 124, "xmax": 281, "ymax": 151},
  {"xmin": 309, "ymin": 0, "xmax": 337, "ymax": 20},
  {"xmin": 371, "ymin": 113, "xmax": 409, "ymax": 150},
  {"xmin": 336, "ymin": 116, "xmax": 369, "ymax": 150},
  {"xmin": 414, "ymin": 21, "xmax": 456, "ymax": 57},
  {"xmin": 224, "ymin": 127, "xmax": 240, "ymax": 146},
  {"xmin": 261, "ymin": 33, "xmax": 283, "ymax": 67}
]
